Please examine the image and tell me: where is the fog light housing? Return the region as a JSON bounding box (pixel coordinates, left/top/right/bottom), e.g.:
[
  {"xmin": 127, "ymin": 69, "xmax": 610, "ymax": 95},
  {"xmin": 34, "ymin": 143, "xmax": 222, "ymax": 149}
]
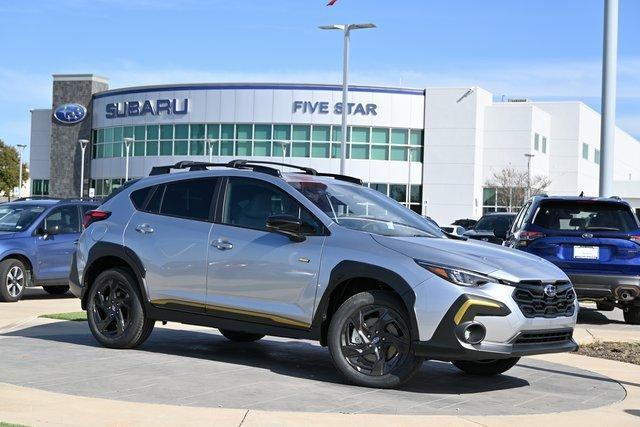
[{"xmin": 456, "ymin": 321, "xmax": 486, "ymax": 345}]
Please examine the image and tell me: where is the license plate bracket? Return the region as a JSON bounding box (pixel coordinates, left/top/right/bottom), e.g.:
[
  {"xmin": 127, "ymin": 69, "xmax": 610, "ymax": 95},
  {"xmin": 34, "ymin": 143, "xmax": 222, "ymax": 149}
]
[{"xmin": 573, "ymin": 245, "xmax": 599, "ymax": 260}]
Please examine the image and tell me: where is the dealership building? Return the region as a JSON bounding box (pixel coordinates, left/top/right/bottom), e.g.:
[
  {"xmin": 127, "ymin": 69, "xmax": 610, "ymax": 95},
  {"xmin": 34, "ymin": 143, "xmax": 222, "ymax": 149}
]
[{"xmin": 29, "ymin": 74, "xmax": 640, "ymax": 224}]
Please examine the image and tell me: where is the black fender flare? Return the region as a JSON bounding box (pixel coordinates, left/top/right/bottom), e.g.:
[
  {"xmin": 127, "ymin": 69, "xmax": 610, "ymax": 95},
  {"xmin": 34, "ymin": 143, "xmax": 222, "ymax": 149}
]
[
  {"xmin": 81, "ymin": 241, "xmax": 148, "ymax": 309},
  {"xmin": 312, "ymin": 260, "xmax": 419, "ymax": 341}
]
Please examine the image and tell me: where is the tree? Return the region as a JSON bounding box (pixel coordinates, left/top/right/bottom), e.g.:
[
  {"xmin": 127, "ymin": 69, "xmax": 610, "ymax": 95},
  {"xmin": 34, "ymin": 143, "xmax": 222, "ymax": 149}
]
[
  {"xmin": 485, "ymin": 166, "xmax": 551, "ymax": 211},
  {"xmin": 0, "ymin": 139, "xmax": 29, "ymax": 200}
]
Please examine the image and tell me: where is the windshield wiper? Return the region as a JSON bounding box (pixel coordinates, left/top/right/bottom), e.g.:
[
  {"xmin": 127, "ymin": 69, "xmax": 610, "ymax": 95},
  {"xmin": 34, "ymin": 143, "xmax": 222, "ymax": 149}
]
[{"xmin": 585, "ymin": 226, "xmax": 620, "ymax": 231}]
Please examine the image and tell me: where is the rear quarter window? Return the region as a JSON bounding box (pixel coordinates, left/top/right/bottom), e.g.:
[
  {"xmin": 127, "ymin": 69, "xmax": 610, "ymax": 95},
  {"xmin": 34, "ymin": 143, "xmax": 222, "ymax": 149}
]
[{"xmin": 533, "ymin": 201, "xmax": 638, "ymax": 232}]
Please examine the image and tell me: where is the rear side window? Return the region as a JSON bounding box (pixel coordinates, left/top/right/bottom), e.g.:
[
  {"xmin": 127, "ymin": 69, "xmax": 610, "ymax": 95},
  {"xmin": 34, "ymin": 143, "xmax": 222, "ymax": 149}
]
[
  {"xmin": 158, "ymin": 178, "xmax": 218, "ymax": 221},
  {"xmin": 533, "ymin": 201, "xmax": 639, "ymax": 232},
  {"xmin": 130, "ymin": 186, "xmax": 153, "ymax": 210}
]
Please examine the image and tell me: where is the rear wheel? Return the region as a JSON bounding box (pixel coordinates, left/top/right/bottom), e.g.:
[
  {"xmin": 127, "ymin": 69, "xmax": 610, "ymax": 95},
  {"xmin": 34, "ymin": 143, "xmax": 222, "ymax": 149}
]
[
  {"xmin": 623, "ymin": 305, "xmax": 640, "ymax": 325},
  {"xmin": 327, "ymin": 290, "xmax": 422, "ymax": 389},
  {"xmin": 452, "ymin": 357, "xmax": 520, "ymax": 376},
  {"xmin": 219, "ymin": 329, "xmax": 264, "ymax": 342},
  {"xmin": 0, "ymin": 259, "xmax": 27, "ymax": 303},
  {"xmin": 87, "ymin": 268, "xmax": 154, "ymax": 348},
  {"xmin": 43, "ymin": 285, "xmax": 69, "ymax": 295}
]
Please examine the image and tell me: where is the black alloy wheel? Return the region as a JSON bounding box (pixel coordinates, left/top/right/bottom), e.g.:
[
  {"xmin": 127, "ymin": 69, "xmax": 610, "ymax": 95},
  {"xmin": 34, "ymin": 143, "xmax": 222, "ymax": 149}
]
[{"xmin": 91, "ymin": 278, "xmax": 134, "ymax": 338}]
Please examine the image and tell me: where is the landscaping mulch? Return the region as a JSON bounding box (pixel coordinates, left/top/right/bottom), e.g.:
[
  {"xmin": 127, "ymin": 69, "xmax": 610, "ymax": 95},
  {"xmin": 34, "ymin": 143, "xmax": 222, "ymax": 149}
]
[{"xmin": 577, "ymin": 341, "xmax": 640, "ymax": 365}]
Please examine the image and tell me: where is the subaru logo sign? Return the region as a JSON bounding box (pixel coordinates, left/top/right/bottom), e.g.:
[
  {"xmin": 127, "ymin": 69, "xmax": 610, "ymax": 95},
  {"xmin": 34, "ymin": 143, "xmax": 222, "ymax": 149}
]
[
  {"xmin": 53, "ymin": 103, "xmax": 87, "ymax": 124},
  {"xmin": 543, "ymin": 284, "xmax": 557, "ymax": 298}
]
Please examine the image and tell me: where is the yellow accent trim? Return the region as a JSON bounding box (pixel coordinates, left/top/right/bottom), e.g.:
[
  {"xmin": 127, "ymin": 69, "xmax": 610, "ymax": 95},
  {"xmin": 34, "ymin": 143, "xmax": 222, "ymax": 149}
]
[{"xmin": 454, "ymin": 299, "xmax": 501, "ymax": 325}]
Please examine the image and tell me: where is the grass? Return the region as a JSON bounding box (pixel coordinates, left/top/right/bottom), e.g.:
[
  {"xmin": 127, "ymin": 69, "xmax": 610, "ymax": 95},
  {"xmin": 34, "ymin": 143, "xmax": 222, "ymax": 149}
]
[
  {"xmin": 577, "ymin": 341, "xmax": 640, "ymax": 365},
  {"xmin": 39, "ymin": 311, "xmax": 87, "ymax": 322},
  {"xmin": 0, "ymin": 422, "xmax": 29, "ymax": 427}
]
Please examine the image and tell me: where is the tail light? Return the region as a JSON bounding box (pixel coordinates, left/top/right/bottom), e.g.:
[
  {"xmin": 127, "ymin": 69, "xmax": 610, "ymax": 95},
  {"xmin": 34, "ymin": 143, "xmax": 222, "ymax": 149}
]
[
  {"xmin": 83, "ymin": 210, "xmax": 111, "ymax": 229},
  {"xmin": 515, "ymin": 230, "xmax": 545, "ymax": 247}
]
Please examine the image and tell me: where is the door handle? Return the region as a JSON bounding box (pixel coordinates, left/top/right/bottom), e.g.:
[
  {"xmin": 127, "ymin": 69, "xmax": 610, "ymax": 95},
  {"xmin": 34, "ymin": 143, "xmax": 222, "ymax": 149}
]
[
  {"xmin": 135, "ymin": 224, "xmax": 154, "ymax": 234},
  {"xmin": 212, "ymin": 239, "xmax": 233, "ymax": 250}
]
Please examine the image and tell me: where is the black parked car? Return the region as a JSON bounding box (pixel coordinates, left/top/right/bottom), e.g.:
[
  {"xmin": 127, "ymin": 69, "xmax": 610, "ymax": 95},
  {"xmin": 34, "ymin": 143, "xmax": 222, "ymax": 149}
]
[{"xmin": 463, "ymin": 212, "xmax": 517, "ymax": 245}]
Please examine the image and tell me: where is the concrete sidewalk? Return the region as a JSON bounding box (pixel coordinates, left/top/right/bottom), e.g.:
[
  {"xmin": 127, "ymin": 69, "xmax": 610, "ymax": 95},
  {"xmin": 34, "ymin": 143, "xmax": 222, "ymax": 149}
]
[{"xmin": 0, "ymin": 289, "xmax": 80, "ymax": 333}]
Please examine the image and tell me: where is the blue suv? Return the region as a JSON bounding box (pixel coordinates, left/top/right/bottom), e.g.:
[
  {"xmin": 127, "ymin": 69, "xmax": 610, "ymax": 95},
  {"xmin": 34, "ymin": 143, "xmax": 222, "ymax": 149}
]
[
  {"xmin": 0, "ymin": 198, "xmax": 99, "ymax": 302},
  {"xmin": 505, "ymin": 196, "xmax": 640, "ymax": 324}
]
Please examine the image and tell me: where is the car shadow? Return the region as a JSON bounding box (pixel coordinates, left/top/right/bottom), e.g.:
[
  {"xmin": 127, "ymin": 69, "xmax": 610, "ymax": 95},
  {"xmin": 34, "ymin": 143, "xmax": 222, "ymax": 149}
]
[
  {"xmin": 5, "ymin": 320, "xmax": 530, "ymax": 395},
  {"xmin": 577, "ymin": 306, "xmax": 625, "ymax": 325},
  {"xmin": 19, "ymin": 288, "xmax": 75, "ymax": 301}
]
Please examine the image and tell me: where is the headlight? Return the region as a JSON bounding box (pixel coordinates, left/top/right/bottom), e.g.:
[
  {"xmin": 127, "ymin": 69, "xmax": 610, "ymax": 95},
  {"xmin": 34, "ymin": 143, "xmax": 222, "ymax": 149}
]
[{"xmin": 415, "ymin": 261, "xmax": 499, "ymax": 287}]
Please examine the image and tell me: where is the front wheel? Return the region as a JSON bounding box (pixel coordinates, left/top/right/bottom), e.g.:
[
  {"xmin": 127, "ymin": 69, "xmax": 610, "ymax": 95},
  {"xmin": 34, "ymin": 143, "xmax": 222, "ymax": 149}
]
[
  {"xmin": 0, "ymin": 259, "xmax": 27, "ymax": 302},
  {"xmin": 87, "ymin": 268, "xmax": 154, "ymax": 349},
  {"xmin": 452, "ymin": 357, "xmax": 520, "ymax": 376},
  {"xmin": 43, "ymin": 285, "xmax": 69, "ymax": 295},
  {"xmin": 623, "ymin": 305, "xmax": 640, "ymax": 325},
  {"xmin": 327, "ymin": 290, "xmax": 423, "ymax": 389}
]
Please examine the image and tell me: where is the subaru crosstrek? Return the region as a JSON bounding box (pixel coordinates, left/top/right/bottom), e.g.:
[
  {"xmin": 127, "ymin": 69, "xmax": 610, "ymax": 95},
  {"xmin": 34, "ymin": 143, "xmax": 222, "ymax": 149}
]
[
  {"xmin": 71, "ymin": 160, "xmax": 578, "ymax": 388},
  {"xmin": 505, "ymin": 195, "xmax": 640, "ymax": 324},
  {"xmin": 0, "ymin": 198, "xmax": 98, "ymax": 302}
]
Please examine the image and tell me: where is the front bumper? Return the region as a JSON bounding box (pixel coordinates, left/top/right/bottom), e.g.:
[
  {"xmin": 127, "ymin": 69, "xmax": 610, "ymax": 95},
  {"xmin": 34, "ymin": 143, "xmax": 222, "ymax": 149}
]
[{"xmin": 567, "ymin": 272, "xmax": 640, "ymax": 300}]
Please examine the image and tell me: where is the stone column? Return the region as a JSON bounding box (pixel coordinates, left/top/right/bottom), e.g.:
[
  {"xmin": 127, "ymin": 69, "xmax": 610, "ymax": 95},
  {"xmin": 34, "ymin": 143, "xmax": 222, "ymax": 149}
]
[{"xmin": 49, "ymin": 74, "xmax": 108, "ymax": 198}]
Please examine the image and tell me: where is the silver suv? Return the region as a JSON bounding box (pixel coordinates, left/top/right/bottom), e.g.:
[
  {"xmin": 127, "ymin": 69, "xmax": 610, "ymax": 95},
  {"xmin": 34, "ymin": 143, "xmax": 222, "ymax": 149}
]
[{"xmin": 70, "ymin": 160, "xmax": 578, "ymax": 388}]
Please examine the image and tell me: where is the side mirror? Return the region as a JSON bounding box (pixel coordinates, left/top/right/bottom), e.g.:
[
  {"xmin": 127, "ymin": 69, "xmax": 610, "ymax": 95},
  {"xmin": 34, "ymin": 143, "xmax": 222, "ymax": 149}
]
[{"xmin": 266, "ymin": 214, "xmax": 306, "ymax": 242}]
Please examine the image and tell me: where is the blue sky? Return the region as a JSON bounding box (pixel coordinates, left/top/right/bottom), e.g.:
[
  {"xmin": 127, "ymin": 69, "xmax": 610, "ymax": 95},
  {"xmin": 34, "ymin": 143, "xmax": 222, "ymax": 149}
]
[{"xmin": 1, "ymin": 0, "xmax": 639, "ymax": 159}]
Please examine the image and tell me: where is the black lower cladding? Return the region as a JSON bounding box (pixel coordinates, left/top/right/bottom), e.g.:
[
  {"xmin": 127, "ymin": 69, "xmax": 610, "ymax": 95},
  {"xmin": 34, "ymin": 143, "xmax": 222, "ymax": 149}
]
[
  {"xmin": 513, "ymin": 329, "xmax": 573, "ymax": 345},
  {"xmin": 68, "ymin": 251, "xmax": 82, "ymax": 299},
  {"xmin": 512, "ymin": 281, "xmax": 575, "ymax": 318}
]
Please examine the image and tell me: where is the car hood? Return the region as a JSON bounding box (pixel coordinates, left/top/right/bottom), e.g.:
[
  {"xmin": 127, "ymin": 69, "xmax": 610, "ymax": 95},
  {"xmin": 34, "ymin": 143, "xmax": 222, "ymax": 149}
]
[
  {"xmin": 372, "ymin": 234, "xmax": 569, "ymax": 283},
  {"xmin": 463, "ymin": 229, "xmax": 495, "ymax": 237}
]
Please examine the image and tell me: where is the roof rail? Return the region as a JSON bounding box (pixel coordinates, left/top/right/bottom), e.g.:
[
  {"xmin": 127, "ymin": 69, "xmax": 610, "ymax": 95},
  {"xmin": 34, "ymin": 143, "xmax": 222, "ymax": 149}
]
[
  {"xmin": 609, "ymin": 195, "xmax": 622, "ymax": 200},
  {"xmin": 148, "ymin": 159, "xmax": 363, "ymax": 185}
]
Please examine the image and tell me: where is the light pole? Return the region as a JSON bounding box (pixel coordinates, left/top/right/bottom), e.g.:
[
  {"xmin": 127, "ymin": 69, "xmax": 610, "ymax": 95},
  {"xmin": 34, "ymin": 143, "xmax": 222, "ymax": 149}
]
[
  {"xmin": 78, "ymin": 139, "xmax": 89, "ymax": 197},
  {"xmin": 205, "ymin": 139, "xmax": 216, "ymax": 163},
  {"xmin": 525, "ymin": 153, "xmax": 535, "ymax": 201},
  {"xmin": 16, "ymin": 144, "xmax": 26, "ymax": 197},
  {"xmin": 599, "ymin": 0, "xmax": 618, "ymax": 197},
  {"xmin": 319, "ymin": 23, "xmax": 376, "ymax": 175},
  {"xmin": 275, "ymin": 140, "xmax": 291, "ymax": 172},
  {"xmin": 123, "ymin": 138, "xmax": 133, "ymax": 182}
]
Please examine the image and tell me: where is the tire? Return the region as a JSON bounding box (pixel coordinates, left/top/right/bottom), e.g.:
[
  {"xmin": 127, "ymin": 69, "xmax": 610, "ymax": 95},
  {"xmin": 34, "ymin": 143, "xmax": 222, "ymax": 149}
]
[
  {"xmin": 327, "ymin": 290, "xmax": 423, "ymax": 389},
  {"xmin": 623, "ymin": 306, "xmax": 640, "ymax": 325},
  {"xmin": 0, "ymin": 259, "xmax": 27, "ymax": 303},
  {"xmin": 452, "ymin": 357, "xmax": 520, "ymax": 376},
  {"xmin": 43, "ymin": 285, "xmax": 70, "ymax": 295},
  {"xmin": 219, "ymin": 329, "xmax": 265, "ymax": 342},
  {"xmin": 86, "ymin": 267, "xmax": 154, "ymax": 349}
]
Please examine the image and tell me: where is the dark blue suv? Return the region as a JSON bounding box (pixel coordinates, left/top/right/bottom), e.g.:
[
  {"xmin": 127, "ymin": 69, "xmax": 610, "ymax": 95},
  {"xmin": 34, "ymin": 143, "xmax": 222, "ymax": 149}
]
[
  {"xmin": 0, "ymin": 198, "xmax": 99, "ymax": 302},
  {"xmin": 505, "ymin": 196, "xmax": 640, "ymax": 324}
]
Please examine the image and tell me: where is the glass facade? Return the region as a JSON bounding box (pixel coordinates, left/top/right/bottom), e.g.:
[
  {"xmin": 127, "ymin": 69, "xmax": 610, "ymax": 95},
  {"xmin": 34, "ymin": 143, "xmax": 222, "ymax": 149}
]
[
  {"xmin": 482, "ymin": 187, "xmax": 524, "ymax": 214},
  {"xmin": 92, "ymin": 123, "xmax": 424, "ymax": 162},
  {"xmin": 31, "ymin": 179, "xmax": 49, "ymax": 196}
]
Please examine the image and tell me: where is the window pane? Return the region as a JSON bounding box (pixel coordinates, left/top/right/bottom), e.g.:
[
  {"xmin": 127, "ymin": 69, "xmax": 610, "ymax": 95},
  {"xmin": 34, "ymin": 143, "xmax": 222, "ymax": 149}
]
[
  {"xmin": 371, "ymin": 128, "xmax": 389, "ymax": 144},
  {"xmin": 409, "ymin": 147, "xmax": 422, "ymax": 161},
  {"xmin": 410, "ymin": 130, "xmax": 423, "ymax": 146},
  {"xmin": 236, "ymin": 124, "xmax": 253, "ymax": 140},
  {"xmin": 483, "ymin": 188, "xmax": 497, "ymax": 205},
  {"xmin": 104, "ymin": 127, "xmax": 114, "ymax": 143},
  {"xmin": 206, "ymin": 140, "xmax": 219, "ymax": 156},
  {"xmin": 190, "ymin": 124, "xmax": 205, "ymax": 140},
  {"xmin": 391, "ymin": 129, "xmax": 408, "ymax": 145},
  {"xmin": 292, "ymin": 125, "xmax": 310, "ymax": 141},
  {"xmin": 97, "ymin": 129, "xmax": 105, "ymax": 143},
  {"xmin": 160, "ymin": 141, "xmax": 173, "ymax": 156},
  {"xmin": 273, "ymin": 124, "xmax": 291, "ymax": 141},
  {"xmin": 174, "ymin": 140, "xmax": 188, "ymax": 155},
  {"xmin": 410, "ymin": 185, "xmax": 421, "ymax": 203},
  {"xmin": 371, "ymin": 145, "xmax": 389, "ymax": 160},
  {"xmin": 352, "ymin": 127, "xmax": 370, "ymax": 143},
  {"xmin": 146, "ymin": 125, "xmax": 159, "ymax": 140},
  {"xmin": 389, "ymin": 184, "xmax": 407, "ymax": 203},
  {"xmin": 582, "ymin": 143, "xmax": 589, "ymax": 159},
  {"xmin": 370, "ymin": 183, "xmax": 388, "ymax": 195},
  {"xmin": 273, "ymin": 142, "xmax": 288, "ymax": 157},
  {"xmin": 254, "ymin": 124, "xmax": 271, "ymax": 140},
  {"xmin": 254, "ymin": 141, "xmax": 271, "ymax": 156},
  {"xmin": 312, "ymin": 125, "xmax": 330, "ymax": 142},
  {"xmin": 331, "ymin": 143, "xmax": 350, "ymax": 158},
  {"xmin": 311, "ymin": 143, "xmax": 330, "ymax": 158},
  {"xmin": 236, "ymin": 141, "xmax": 252, "ymax": 156},
  {"xmin": 220, "ymin": 141, "xmax": 234, "ymax": 156},
  {"xmin": 221, "ymin": 124, "xmax": 234, "ymax": 140},
  {"xmin": 534, "ymin": 133, "xmax": 540, "ymax": 150},
  {"xmin": 190, "ymin": 140, "xmax": 204, "ymax": 155},
  {"xmin": 207, "ymin": 124, "xmax": 220, "ymax": 139},
  {"xmin": 175, "ymin": 124, "xmax": 188, "ymax": 139},
  {"xmin": 160, "ymin": 178, "xmax": 217, "ymax": 221},
  {"xmin": 114, "ymin": 127, "xmax": 123, "ymax": 142},
  {"xmin": 292, "ymin": 142, "xmax": 310, "ymax": 157},
  {"xmin": 332, "ymin": 126, "xmax": 350, "ymax": 142},
  {"xmin": 390, "ymin": 146, "xmax": 407, "ymax": 161},
  {"xmin": 134, "ymin": 141, "xmax": 145, "ymax": 156},
  {"xmin": 123, "ymin": 126, "xmax": 134, "ymax": 139},
  {"xmin": 160, "ymin": 125, "xmax": 173, "ymax": 140},
  {"xmin": 351, "ymin": 144, "xmax": 369, "ymax": 159},
  {"xmin": 146, "ymin": 141, "xmax": 159, "ymax": 156},
  {"xmin": 542, "ymin": 137, "xmax": 547, "ymax": 153},
  {"xmin": 112, "ymin": 142, "xmax": 122, "ymax": 157},
  {"xmin": 44, "ymin": 206, "xmax": 80, "ymax": 234},
  {"xmin": 134, "ymin": 126, "xmax": 145, "ymax": 141},
  {"xmin": 96, "ymin": 144, "xmax": 104, "ymax": 158},
  {"xmin": 131, "ymin": 186, "xmax": 152, "ymax": 210}
]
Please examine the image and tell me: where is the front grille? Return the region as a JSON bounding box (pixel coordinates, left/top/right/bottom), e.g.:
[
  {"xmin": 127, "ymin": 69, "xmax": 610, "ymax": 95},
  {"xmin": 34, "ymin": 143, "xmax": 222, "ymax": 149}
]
[
  {"xmin": 512, "ymin": 280, "xmax": 575, "ymax": 318},
  {"xmin": 514, "ymin": 329, "xmax": 573, "ymax": 345}
]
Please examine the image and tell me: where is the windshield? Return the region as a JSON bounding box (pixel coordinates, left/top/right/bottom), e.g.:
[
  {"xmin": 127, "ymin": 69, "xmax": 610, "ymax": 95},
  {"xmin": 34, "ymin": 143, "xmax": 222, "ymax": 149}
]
[
  {"xmin": 533, "ymin": 201, "xmax": 639, "ymax": 232},
  {"xmin": 289, "ymin": 179, "xmax": 444, "ymax": 238},
  {"xmin": 0, "ymin": 204, "xmax": 47, "ymax": 232},
  {"xmin": 475, "ymin": 215, "xmax": 515, "ymax": 232}
]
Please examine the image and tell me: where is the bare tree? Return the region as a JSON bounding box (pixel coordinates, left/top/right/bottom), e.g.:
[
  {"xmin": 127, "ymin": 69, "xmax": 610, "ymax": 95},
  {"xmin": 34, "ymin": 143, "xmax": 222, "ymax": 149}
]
[{"xmin": 485, "ymin": 166, "xmax": 551, "ymax": 211}]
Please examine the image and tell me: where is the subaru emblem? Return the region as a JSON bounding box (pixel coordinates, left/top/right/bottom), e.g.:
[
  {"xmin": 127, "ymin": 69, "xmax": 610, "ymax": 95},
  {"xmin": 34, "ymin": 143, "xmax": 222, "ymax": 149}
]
[
  {"xmin": 543, "ymin": 284, "xmax": 557, "ymax": 298},
  {"xmin": 53, "ymin": 103, "xmax": 87, "ymax": 124},
  {"xmin": 582, "ymin": 233, "xmax": 593, "ymax": 239}
]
